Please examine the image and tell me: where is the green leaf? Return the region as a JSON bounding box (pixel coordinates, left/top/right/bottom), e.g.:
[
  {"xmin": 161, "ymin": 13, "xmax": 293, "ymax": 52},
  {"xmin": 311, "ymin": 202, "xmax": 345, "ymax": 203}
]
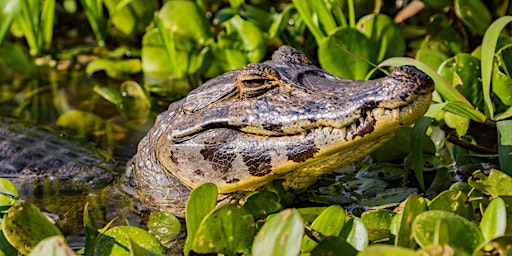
[
  {"xmin": 0, "ymin": 0, "xmax": 20, "ymax": 45},
  {"xmin": 492, "ymin": 62, "xmax": 512, "ymax": 106},
  {"xmin": 413, "ymin": 210, "xmax": 484, "ymax": 254},
  {"xmin": 243, "ymin": 191, "xmax": 283, "ymax": 220},
  {"xmin": 56, "ymin": 110, "xmax": 104, "ymax": 135},
  {"xmin": 480, "ymin": 197, "xmax": 507, "ymax": 241},
  {"xmin": 481, "ymin": 16, "xmax": 512, "ymax": 118},
  {"xmin": 498, "ymin": 120, "xmax": 512, "ymax": 175},
  {"xmin": 147, "ymin": 212, "xmax": 182, "ymax": 243},
  {"xmin": 103, "ymin": 0, "xmax": 156, "ymax": 35},
  {"xmin": 252, "ymin": 208, "xmax": 304, "ymax": 256},
  {"xmin": 428, "ymin": 190, "xmax": 474, "ymax": 220},
  {"xmin": 85, "ymin": 58, "xmax": 142, "ymax": 79},
  {"xmin": 184, "ymin": 183, "xmax": 218, "ymax": 256},
  {"xmin": 0, "ymin": 178, "xmax": 19, "ymax": 208},
  {"xmin": 28, "ymin": 236, "xmax": 76, "ymax": 256},
  {"xmin": 395, "ymin": 194, "xmax": 428, "ymax": 248},
  {"xmin": 454, "ymin": 0, "xmax": 492, "ymax": 35},
  {"xmin": 192, "ymin": 204, "xmax": 255, "ymax": 255},
  {"xmin": 444, "ymin": 111, "xmax": 470, "ymax": 136},
  {"xmin": 301, "ymin": 205, "xmax": 345, "ymax": 252},
  {"xmin": 0, "ymin": 42, "xmax": 37, "ymax": 75},
  {"xmin": 319, "ymin": 27, "xmax": 377, "ymax": 80},
  {"xmin": 415, "ymin": 49, "xmax": 448, "ymax": 70},
  {"xmin": 94, "ymin": 226, "xmax": 166, "ymax": 255},
  {"xmin": 291, "ymin": 0, "xmax": 326, "ymax": 43},
  {"xmin": 310, "ymin": 236, "xmax": 358, "ymax": 256},
  {"xmin": 359, "ymin": 244, "xmax": 417, "ymax": 256},
  {"xmin": 119, "ymin": 81, "xmax": 151, "ymax": 124},
  {"xmin": 83, "ymin": 203, "xmax": 97, "ymax": 256},
  {"xmin": 411, "ymin": 117, "xmax": 432, "ymax": 191},
  {"xmin": 469, "ymin": 169, "xmax": 512, "ymax": 197},
  {"xmin": 2, "ymin": 202, "xmax": 63, "ymax": 255},
  {"xmin": 339, "ymin": 217, "xmax": 369, "ymax": 251},
  {"xmin": 356, "ymin": 14, "xmax": 405, "ymax": 62},
  {"xmin": 361, "ymin": 209, "xmax": 395, "ymax": 242}
]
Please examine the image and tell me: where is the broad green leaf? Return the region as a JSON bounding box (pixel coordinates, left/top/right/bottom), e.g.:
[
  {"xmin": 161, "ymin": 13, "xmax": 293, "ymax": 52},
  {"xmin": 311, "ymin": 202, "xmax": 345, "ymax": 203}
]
[
  {"xmin": 361, "ymin": 209, "xmax": 395, "ymax": 242},
  {"xmin": 373, "ymin": 128, "xmax": 435, "ymax": 162},
  {"xmin": 301, "ymin": 205, "xmax": 345, "ymax": 252},
  {"xmin": 126, "ymin": 238, "xmax": 166, "ymax": 256},
  {"xmin": 0, "ymin": 178, "xmax": 19, "ymax": 207},
  {"xmin": 498, "ymin": 120, "xmax": 512, "ymax": 175},
  {"xmin": 420, "ymin": 14, "xmax": 463, "ymax": 56},
  {"xmin": 480, "ymin": 197, "xmax": 507, "ymax": 241},
  {"xmin": 28, "ymin": 236, "xmax": 76, "ymax": 256},
  {"xmin": 319, "ymin": 27, "xmax": 377, "ymax": 80},
  {"xmin": 413, "ymin": 210, "xmax": 484, "ymax": 254},
  {"xmin": 56, "ymin": 110, "xmax": 104, "ymax": 135},
  {"xmin": 428, "ymin": 190, "xmax": 474, "ymax": 220},
  {"xmin": 395, "ymin": 194, "xmax": 428, "ymax": 248},
  {"xmin": 469, "ymin": 169, "xmax": 512, "ymax": 197},
  {"xmin": 2, "ymin": 202, "xmax": 63, "ymax": 255},
  {"xmin": 415, "ymin": 49, "xmax": 448, "ymax": 71},
  {"xmin": 310, "ymin": 236, "xmax": 358, "ymax": 256},
  {"xmin": 297, "ymin": 207, "xmax": 326, "ymax": 224},
  {"xmin": 339, "ymin": 217, "xmax": 369, "ymax": 251},
  {"xmin": 192, "ymin": 204, "xmax": 255, "ymax": 255},
  {"xmin": 356, "ymin": 14, "xmax": 405, "ymax": 62},
  {"xmin": 359, "ymin": 244, "xmax": 417, "ymax": 256},
  {"xmin": 356, "ymin": 163, "xmax": 405, "ymax": 181},
  {"xmin": 147, "ymin": 212, "xmax": 182, "ymax": 243},
  {"xmin": 481, "ymin": 16, "xmax": 512, "ymax": 118},
  {"xmin": 243, "ymin": 191, "xmax": 283, "ymax": 220},
  {"xmin": 492, "ymin": 62, "xmax": 512, "ymax": 106},
  {"xmin": 85, "ymin": 58, "xmax": 142, "ymax": 79},
  {"xmin": 184, "ymin": 183, "xmax": 218, "ymax": 256},
  {"xmin": 444, "ymin": 111, "xmax": 470, "ymax": 136},
  {"xmin": 252, "ymin": 208, "xmax": 304, "ymax": 256},
  {"xmin": 94, "ymin": 86, "xmax": 123, "ymax": 106},
  {"xmin": 454, "ymin": 0, "xmax": 492, "ymax": 35},
  {"xmin": 94, "ymin": 226, "xmax": 166, "ymax": 256},
  {"xmin": 103, "ymin": 0, "xmax": 156, "ymax": 35},
  {"xmin": 360, "ymin": 187, "xmax": 419, "ymax": 209}
]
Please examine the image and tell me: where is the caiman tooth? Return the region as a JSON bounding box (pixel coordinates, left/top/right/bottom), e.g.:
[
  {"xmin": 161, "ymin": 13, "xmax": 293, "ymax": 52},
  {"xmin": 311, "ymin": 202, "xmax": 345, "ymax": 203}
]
[
  {"xmin": 380, "ymin": 108, "xmax": 385, "ymax": 115},
  {"xmin": 359, "ymin": 117, "xmax": 364, "ymax": 125},
  {"xmin": 392, "ymin": 108, "xmax": 400, "ymax": 119},
  {"xmin": 351, "ymin": 123, "xmax": 357, "ymax": 132},
  {"xmin": 340, "ymin": 127, "xmax": 347, "ymax": 140}
]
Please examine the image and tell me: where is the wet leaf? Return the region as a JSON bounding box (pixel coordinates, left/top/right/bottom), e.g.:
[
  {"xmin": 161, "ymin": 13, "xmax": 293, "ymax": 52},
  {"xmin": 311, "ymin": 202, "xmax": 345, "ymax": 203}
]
[
  {"xmin": 252, "ymin": 208, "xmax": 304, "ymax": 256},
  {"xmin": 394, "ymin": 194, "xmax": 428, "ymax": 248},
  {"xmin": 413, "ymin": 210, "xmax": 484, "ymax": 254},
  {"xmin": 480, "ymin": 197, "xmax": 507, "ymax": 241},
  {"xmin": 361, "ymin": 209, "xmax": 395, "ymax": 242},
  {"xmin": 184, "ymin": 183, "xmax": 217, "ymax": 256},
  {"xmin": 94, "ymin": 226, "xmax": 165, "ymax": 256},
  {"xmin": 454, "ymin": 0, "xmax": 492, "ymax": 35},
  {"xmin": 147, "ymin": 212, "xmax": 182, "ymax": 243},
  {"xmin": 428, "ymin": 186, "xmax": 474, "ymax": 220},
  {"xmin": 28, "ymin": 236, "xmax": 76, "ymax": 256},
  {"xmin": 356, "ymin": 163, "xmax": 404, "ymax": 181},
  {"xmin": 468, "ymin": 169, "xmax": 512, "ymax": 196},
  {"xmin": 86, "ymin": 58, "xmax": 142, "ymax": 79},
  {"xmin": 339, "ymin": 217, "xmax": 369, "ymax": 251},
  {"xmin": 243, "ymin": 190, "xmax": 283, "ymax": 220},
  {"xmin": 310, "ymin": 236, "xmax": 357, "ymax": 256},
  {"xmin": 2, "ymin": 202, "xmax": 63, "ymax": 255},
  {"xmin": 192, "ymin": 204, "xmax": 255, "ymax": 255},
  {"xmin": 318, "ymin": 27, "xmax": 377, "ymax": 80},
  {"xmin": 360, "ymin": 187, "xmax": 419, "ymax": 209},
  {"xmin": 356, "ymin": 14, "xmax": 405, "ymax": 62},
  {"xmin": 359, "ymin": 244, "xmax": 417, "ymax": 256},
  {"xmin": 301, "ymin": 205, "xmax": 345, "ymax": 252}
]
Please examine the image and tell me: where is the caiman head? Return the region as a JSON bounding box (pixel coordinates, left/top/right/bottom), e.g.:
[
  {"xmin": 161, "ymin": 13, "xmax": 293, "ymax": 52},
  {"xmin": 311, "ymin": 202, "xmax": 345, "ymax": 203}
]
[{"xmin": 131, "ymin": 45, "xmax": 434, "ymax": 217}]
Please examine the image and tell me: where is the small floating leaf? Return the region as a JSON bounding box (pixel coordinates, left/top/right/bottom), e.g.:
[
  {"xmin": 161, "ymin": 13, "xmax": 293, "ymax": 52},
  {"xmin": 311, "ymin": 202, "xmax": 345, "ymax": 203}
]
[
  {"xmin": 252, "ymin": 208, "xmax": 304, "ymax": 256},
  {"xmin": 243, "ymin": 190, "xmax": 283, "ymax": 220},
  {"xmin": 361, "ymin": 209, "xmax": 395, "ymax": 242},
  {"xmin": 428, "ymin": 189, "xmax": 474, "ymax": 220},
  {"xmin": 94, "ymin": 226, "xmax": 166, "ymax": 256},
  {"xmin": 147, "ymin": 211, "xmax": 182, "ymax": 243}
]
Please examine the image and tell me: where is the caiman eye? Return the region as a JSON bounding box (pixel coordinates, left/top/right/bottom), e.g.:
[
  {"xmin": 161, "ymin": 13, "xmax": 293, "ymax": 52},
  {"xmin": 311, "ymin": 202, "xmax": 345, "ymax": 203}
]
[{"xmin": 243, "ymin": 78, "xmax": 270, "ymax": 88}]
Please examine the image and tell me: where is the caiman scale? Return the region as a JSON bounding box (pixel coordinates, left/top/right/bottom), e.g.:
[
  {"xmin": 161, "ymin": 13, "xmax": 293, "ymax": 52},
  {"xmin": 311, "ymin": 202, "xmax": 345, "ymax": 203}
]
[{"xmin": 130, "ymin": 45, "xmax": 434, "ymax": 217}]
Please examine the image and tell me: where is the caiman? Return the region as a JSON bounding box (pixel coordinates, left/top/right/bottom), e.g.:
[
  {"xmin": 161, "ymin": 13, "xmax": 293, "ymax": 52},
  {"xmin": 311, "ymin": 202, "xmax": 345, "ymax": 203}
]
[
  {"xmin": 129, "ymin": 45, "xmax": 435, "ymax": 217},
  {"xmin": 0, "ymin": 118, "xmax": 116, "ymax": 189}
]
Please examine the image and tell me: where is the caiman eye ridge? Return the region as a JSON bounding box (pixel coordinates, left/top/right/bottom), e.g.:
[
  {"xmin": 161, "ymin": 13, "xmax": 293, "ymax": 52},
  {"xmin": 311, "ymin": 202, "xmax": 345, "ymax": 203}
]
[{"xmin": 131, "ymin": 45, "xmax": 434, "ymax": 218}]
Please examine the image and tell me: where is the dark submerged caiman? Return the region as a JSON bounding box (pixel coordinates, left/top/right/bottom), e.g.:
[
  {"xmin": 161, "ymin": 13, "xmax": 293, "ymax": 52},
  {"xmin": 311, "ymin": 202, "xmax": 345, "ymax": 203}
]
[
  {"xmin": 130, "ymin": 45, "xmax": 435, "ymax": 217},
  {"xmin": 0, "ymin": 118, "xmax": 116, "ymax": 189}
]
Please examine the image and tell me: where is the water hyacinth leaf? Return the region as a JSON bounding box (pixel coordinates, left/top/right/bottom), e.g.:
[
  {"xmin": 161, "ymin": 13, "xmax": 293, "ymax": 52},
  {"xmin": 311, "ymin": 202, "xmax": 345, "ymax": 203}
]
[
  {"xmin": 103, "ymin": 0, "xmax": 156, "ymax": 35},
  {"xmin": 56, "ymin": 110, "xmax": 104, "ymax": 135},
  {"xmin": 480, "ymin": 197, "xmax": 507, "ymax": 241},
  {"xmin": 444, "ymin": 111, "xmax": 470, "ymax": 136},
  {"xmin": 412, "ymin": 210, "xmax": 484, "ymax": 254},
  {"xmin": 243, "ymin": 190, "xmax": 283, "ymax": 220},
  {"xmin": 2, "ymin": 202, "xmax": 63, "ymax": 255},
  {"xmin": 297, "ymin": 207, "xmax": 327, "ymax": 224},
  {"xmin": 359, "ymin": 244, "xmax": 417, "ymax": 256},
  {"xmin": 439, "ymin": 53, "xmax": 483, "ymax": 109},
  {"xmin": 356, "ymin": 162, "xmax": 405, "ymax": 181},
  {"xmin": 310, "ymin": 236, "xmax": 357, "ymax": 256},
  {"xmin": 94, "ymin": 86, "xmax": 123, "ymax": 106},
  {"xmin": 184, "ymin": 183, "xmax": 217, "ymax": 256},
  {"xmin": 454, "ymin": 0, "xmax": 492, "ymax": 35},
  {"xmin": 492, "ymin": 62, "xmax": 512, "ymax": 106},
  {"xmin": 28, "ymin": 236, "xmax": 76, "ymax": 256},
  {"xmin": 147, "ymin": 212, "xmax": 182, "ymax": 243},
  {"xmin": 126, "ymin": 238, "xmax": 166, "ymax": 256},
  {"xmin": 301, "ymin": 205, "xmax": 345, "ymax": 252},
  {"xmin": 395, "ymin": 194, "xmax": 428, "ymax": 248},
  {"xmin": 427, "ymin": 190, "xmax": 473, "ymax": 220},
  {"xmin": 339, "ymin": 217, "xmax": 369, "ymax": 251},
  {"xmin": 85, "ymin": 58, "xmax": 142, "ymax": 80},
  {"xmin": 0, "ymin": 178, "xmax": 19, "ymax": 208},
  {"xmin": 360, "ymin": 187, "xmax": 419, "ymax": 209},
  {"xmin": 497, "ymin": 120, "xmax": 512, "ymax": 176},
  {"xmin": 361, "ymin": 209, "xmax": 395, "ymax": 242},
  {"xmin": 469, "ymin": 169, "xmax": 512, "ymax": 196},
  {"xmin": 192, "ymin": 204, "xmax": 255, "ymax": 255},
  {"xmin": 319, "ymin": 27, "xmax": 377, "ymax": 80},
  {"xmin": 356, "ymin": 14, "xmax": 405, "ymax": 62},
  {"xmin": 94, "ymin": 226, "xmax": 166, "ymax": 256},
  {"xmin": 252, "ymin": 208, "xmax": 304, "ymax": 256},
  {"xmin": 415, "ymin": 48, "xmax": 448, "ymax": 70}
]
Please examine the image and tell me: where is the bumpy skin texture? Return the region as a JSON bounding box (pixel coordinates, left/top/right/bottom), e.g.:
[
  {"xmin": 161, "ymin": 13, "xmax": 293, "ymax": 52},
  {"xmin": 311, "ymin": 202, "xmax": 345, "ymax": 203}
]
[
  {"xmin": 131, "ymin": 46, "xmax": 434, "ymax": 217},
  {"xmin": 0, "ymin": 118, "xmax": 115, "ymax": 189}
]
